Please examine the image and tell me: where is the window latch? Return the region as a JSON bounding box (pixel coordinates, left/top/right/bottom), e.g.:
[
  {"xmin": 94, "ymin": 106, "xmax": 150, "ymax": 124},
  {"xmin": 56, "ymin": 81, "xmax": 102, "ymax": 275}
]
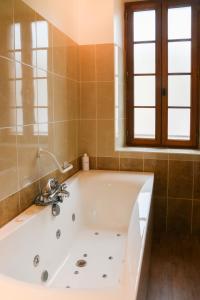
[{"xmin": 162, "ymin": 88, "xmax": 167, "ymax": 97}]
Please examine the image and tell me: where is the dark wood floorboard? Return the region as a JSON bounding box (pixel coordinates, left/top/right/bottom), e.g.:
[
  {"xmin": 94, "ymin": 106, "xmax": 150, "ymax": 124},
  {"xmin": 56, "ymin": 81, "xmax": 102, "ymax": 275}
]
[{"xmin": 147, "ymin": 234, "xmax": 200, "ymax": 300}]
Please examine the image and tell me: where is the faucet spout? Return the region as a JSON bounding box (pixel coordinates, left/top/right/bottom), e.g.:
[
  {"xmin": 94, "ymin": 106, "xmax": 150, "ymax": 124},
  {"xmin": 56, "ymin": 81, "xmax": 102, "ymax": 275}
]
[{"xmin": 34, "ymin": 178, "xmax": 70, "ymax": 207}]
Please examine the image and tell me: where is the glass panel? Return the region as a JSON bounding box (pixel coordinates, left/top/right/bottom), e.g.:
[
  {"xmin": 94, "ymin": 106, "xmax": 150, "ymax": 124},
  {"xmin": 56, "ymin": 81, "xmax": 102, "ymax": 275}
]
[
  {"xmin": 168, "ymin": 41, "xmax": 191, "ymax": 73},
  {"xmin": 133, "ymin": 10, "xmax": 155, "ymax": 42},
  {"xmin": 134, "ymin": 43, "xmax": 155, "ymax": 74},
  {"xmin": 134, "ymin": 76, "xmax": 155, "ymax": 106},
  {"xmin": 134, "ymin": 108, "xmax": 155, "ymax": 139},
  {"xmin": 168, "ymin": 7, "xmax": 191, "ymax": 40},
  {"xmin": 168, "ymin": 75, "xmax": 191, "ymax": 107},
  {"xmin": 168, "ymin": 108, "xmax": 190, "ymax": 140}
]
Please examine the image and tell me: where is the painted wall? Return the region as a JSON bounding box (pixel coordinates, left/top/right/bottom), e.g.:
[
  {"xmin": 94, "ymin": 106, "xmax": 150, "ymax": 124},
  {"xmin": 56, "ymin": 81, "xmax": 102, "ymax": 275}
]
[
  {"xmin": 23, "ymin": 0, "xmax": 116, "ymax": 45},
  {"xmin": 23, "ymin": 0, "xmax": 79, "ymax": 42}
]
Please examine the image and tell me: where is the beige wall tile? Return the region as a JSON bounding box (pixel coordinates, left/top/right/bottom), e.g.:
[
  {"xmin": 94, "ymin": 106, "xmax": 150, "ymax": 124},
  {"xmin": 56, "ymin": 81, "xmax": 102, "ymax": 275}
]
[
  {"xmin": 97, "ymin": 157, "xmax": 119, "ymax": 171},
  {"xmin": 38, "ymin": 123, "xmax": 55, "ymax": 177},
  {"xmin": 17, "ymin": 124, "xmax": 39, "ymax": 188},
  {"xmin": 97, "ymin": 120, "xmax": 117, "ymax": 157},
  {"xmin": 96, "ymin": 44, "xmax": 114, "ymax": 81},
  {"xmin": 35, "ymin": 14, "xmax": 53, "ymax": 72},
  {"xmin": 0, "ymin": 127, "xmax": 18, "ymax": 201},
  {"xmin": 52, "ymin": 26, "xmax": 67, "ymax": 76},
  {"xmin": 144, "ymin": 159, "xmax": 168, "ymax": 197},
  {"xmin": 66, "ymin": 37, "xmax": 79, "ymax": 80},
  {"xmin": 119, "ymin": 151, "xmax": 144, "ymax": 159},
  {"xmin": 14, "ymin": 0, "xmax": 37, "ymax": 67},
  {"xmin": 120, "ymin": 158, "xmax": 143, "ymax": 172},
  {"xmin": 79, "ymin": 120, "xmax": 97, "ymax": 157},
  {"xmin": 0, "ymin": 193, "xmax": 20, "ymax": 228},
  {"xmin": 0, "ymin": 0, "xmax": 14, "ymax": 59},
  {"xmin": 15, "ymin": 63, "xmax": 38, "ymax": 126},
  {"xmin": 19, "ymin": 180, "xmax": 40, "ymax": 212},
  {"xmin": 80, "ymin": 82, "xmax": 96, "ymax": 119},
  {"xmin": 97, "ymin": 82, "xmax": 114, "ymax": 120},
  {"xmin": 53, "ymin": 75, "xmax": 67, "ymax": 121},
  {"xmin": 80, "ymin": 45, "xmax": 95, "ymax": 81},
  {"xmin": 0, "ymin": 58, "xmax": 16, "ymax": 127},
  {"xmin": 66, "ymin": 79, "xmax": 79, "ymax": 120},
  {"xmin": 65, "ymin": 120, "xmax": 78, "ymax": 162},
  {"xmin": 0, "ymin": 0, "xmax": 80, "ymax": 226},
  {"xmin": 53, "ymin": 121, "xmax": 69, "ymax": 164},
  {"xmin": 36, "ymin": 72, "xmax": 54, "ymax": 123}
]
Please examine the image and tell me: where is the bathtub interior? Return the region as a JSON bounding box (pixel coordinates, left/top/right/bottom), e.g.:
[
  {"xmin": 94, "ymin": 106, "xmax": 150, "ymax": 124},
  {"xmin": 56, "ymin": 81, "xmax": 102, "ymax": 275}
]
[{"xmin": 0, "ymin": 171, "xmax": 153, "ymax": 292}]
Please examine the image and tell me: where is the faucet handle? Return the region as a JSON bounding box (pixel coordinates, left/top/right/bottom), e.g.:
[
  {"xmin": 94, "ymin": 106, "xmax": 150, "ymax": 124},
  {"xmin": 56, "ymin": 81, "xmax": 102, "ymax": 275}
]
[
  {"xmin": 60, "ymin": 182, "xmax": 67, "ymax": 191},
  {"xmin": 43, "ymin": 178, "xmax": 58, "ymax": 195}
]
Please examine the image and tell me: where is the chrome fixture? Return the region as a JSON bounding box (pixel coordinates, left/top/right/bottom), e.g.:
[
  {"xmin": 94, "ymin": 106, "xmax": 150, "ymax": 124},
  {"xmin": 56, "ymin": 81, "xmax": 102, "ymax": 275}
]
[
  {"xmin": 41, "ymin": 270, "xmax": 48, "ymax": 282},
  {"xmin": 34, "ymin": 178, "xmax": 70, "ymax": 208},
  {"xmin": 37, "ymin": 148, "xmax": 73, "ymax": 174},
  {"xmin": 52, "ymin": 203, "xmax": 60, "ymax": 216},
  {"xmin": 33, "ymin": 255, "xmax": 40, "ymax": 267}
]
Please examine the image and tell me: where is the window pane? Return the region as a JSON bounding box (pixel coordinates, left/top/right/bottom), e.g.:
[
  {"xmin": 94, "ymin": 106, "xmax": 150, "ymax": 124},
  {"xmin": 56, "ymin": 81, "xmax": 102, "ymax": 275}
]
[
  {"xmin": 134, "ymin": 108, "xmax": 155, "ymax": 139},
  {"xmin": 168, "ymin": 41, "xmax": 191, "ymax": 73},
  {"xmin": 168, "ymin": 108, "xmax": 190, "ymax": 140},
  {"xmin": 134, "ymin": 76, "xmax": 155, "ymax": 106},
  {"xmin": 168, "ymin": 75, "xmax": 191, "ymax": 107},
  {"xmin": 133, "ymin": 10, "xmax": 155, "ymax": 42},
  {"xmin": 134, "ymin": 43, "xmax": 155, "ymax": 74},
  {"xmin": 168, "ymin": 7, "xmax": 191, "ymax": 40}
]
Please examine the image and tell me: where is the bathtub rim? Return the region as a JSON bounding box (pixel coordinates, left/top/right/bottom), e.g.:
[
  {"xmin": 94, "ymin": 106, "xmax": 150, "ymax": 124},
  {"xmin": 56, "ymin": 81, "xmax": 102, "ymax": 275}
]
[{"xmin": 0, "ymin": 170, "xmax": 154, "ymax": 297}]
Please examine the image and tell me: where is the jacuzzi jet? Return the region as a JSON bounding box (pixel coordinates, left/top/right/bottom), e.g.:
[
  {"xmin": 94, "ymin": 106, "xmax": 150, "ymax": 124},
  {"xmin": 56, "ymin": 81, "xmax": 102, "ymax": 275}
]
[
  {"xmin": 56, "ymin": 229, "xmax": 61, "ymax": 239},
  {"xmin": 74, "ymin": 270, "xmax": 79, "ymax": 274},
  {"xmin": 117, "ymin": 233, "xmax": 121, "ymax": 237},
  {"xmin": 94, "ymin": 232, "xmax": 99, "ymax": 235},
  {"xmin": 108, "ymin": 256, "xmax": 113, "ymax": 260},
  {"xmin": 83, "ymin": 253, "xmax": 88, "ymax": 257},
  {"xmin": 102, "ymin": 274, "xmax": 107, "ymax": 278},
  {"xmin": 41, "ymin": 270, "xmax": 48, "ymax": 282},
  {"xmin": 33, "ymin": 255, "xmax": 40, "ymax": 267},
  {"xmin": 76, "ymin": 259, "xmax": 87, "ymax": 267},
  {"xmin": 66, "ymin": 286, "xmax": 70, "ymax": 288}
]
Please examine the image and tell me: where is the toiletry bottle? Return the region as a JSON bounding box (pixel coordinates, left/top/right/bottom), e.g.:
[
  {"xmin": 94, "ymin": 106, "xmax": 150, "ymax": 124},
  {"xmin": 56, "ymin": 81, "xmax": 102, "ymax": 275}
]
[{"xmin": 82, "ymin": 153, "xmax": 89, "ymax": 171}]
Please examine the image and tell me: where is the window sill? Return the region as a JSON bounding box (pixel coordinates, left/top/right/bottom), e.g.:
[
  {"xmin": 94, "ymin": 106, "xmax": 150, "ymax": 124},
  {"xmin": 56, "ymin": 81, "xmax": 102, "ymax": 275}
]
[{"xmin": 116, "ymin": 146, "xmax": 200, "ymax": 156}]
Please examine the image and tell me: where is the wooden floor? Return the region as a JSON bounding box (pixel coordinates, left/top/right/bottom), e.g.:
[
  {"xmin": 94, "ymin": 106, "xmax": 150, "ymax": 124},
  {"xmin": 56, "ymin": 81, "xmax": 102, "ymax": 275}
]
[{"xmin": 147, "ymin": 234, "xmax": 200, "ymax": 300}]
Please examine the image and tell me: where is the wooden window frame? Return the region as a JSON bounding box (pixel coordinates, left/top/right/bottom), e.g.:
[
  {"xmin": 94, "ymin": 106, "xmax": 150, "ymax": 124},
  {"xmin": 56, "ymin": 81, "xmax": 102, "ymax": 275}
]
[{"xmin": 125, "ymin": 0, "xmax": 200, "ymax": 148}]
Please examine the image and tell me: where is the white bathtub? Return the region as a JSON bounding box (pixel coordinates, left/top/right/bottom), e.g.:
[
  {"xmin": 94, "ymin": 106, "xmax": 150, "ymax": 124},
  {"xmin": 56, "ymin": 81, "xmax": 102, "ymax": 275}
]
[{"xmin": 0, "ymin": 170, "xmax": 154, "ymax": 300}]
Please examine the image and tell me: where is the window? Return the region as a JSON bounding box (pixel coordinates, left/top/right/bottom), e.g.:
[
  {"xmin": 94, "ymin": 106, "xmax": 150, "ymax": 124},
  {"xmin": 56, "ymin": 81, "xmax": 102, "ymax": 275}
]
[{"xmin": 125, "ymin": 0, "xmax": 199, "ymax": 148}]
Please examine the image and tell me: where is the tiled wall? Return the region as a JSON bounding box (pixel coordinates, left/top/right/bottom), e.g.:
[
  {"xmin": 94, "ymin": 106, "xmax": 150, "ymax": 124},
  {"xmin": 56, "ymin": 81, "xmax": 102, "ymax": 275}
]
[
  {"xmin": 1, "ymin": 0, "xmax": 200, "ymax": 236},
  {"xmin": 0, "ymin": 0, "xmax": 80, "ymax": 227},
  {"xmin": 79, "ymin": 43, "xmax": 200, "ymax": 236}
]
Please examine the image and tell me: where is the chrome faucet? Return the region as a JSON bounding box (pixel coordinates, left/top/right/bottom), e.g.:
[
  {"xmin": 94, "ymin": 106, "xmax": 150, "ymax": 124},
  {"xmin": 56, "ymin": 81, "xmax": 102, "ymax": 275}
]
[{"xmin": 34, "ymin": 178, "xmax": 70, "ymax": 207}]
